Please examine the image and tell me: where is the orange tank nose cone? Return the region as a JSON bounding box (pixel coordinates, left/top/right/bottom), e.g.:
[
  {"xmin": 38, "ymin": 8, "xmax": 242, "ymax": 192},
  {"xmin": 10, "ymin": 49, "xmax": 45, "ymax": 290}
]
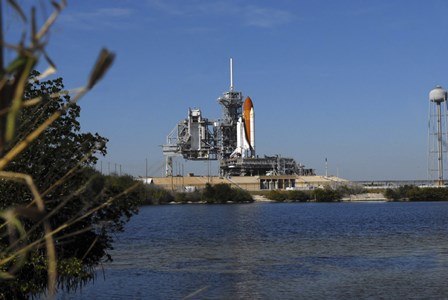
[
  {"xmin": 243, "ymin": 96, "xmax": 253, "ymax": 111},
  {"xmin": 243, "ymin": 97, "xmax": 253, "ymax": 146}
]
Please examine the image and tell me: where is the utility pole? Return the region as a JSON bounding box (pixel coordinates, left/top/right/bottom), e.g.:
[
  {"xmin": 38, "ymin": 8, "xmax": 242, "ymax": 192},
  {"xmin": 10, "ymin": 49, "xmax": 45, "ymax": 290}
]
[{"xmin": 145, "ymin": 157, "xmax": 148, "ymax": 201}]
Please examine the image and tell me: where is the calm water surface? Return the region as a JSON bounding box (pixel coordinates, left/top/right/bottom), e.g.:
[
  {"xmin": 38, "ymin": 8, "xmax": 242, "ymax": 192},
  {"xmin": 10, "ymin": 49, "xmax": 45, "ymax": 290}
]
[{"xmin": 62, "ymin": 202, "xmax": 448, "ymax": 299}]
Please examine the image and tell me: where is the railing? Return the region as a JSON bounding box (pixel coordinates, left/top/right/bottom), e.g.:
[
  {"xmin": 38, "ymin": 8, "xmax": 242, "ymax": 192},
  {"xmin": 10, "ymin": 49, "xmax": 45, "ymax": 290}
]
[{"xmin": 354, "ymin": 180, "xmax": 436, "ymax": 188}]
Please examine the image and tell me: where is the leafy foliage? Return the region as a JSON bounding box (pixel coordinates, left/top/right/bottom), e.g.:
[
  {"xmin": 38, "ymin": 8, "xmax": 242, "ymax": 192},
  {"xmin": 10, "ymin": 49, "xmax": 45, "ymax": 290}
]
[
  {"xmin": 286, "ymin": 190, "xmax": 310, "ymax": 202},
  {"xmin": 201, "ymin": 183, "xmax": 253, "ymax": 204},
  {"xmin": 173, "ymin": 191, "xmax": 202, "ymax": 204},
  {"xmin": 266, "ymin": 190, "xmax": 310, "ymax": 202},
  {"xmin": 144, "ymin": 186, "xmax": 174, "ymax": 205},
  {"xmin": 1, "ymin": 71, "xmax": 107, "ymax": 199},
  {"xmin": 139, "ymin": 183, "xmax": 253, "ymax": 205},
  {"xmin": 265, "ymin": 187, "xmax": 343, "ymax": 202},
  {"xmin": 266, "ymin": 190, "xmax": 287, "ymax": 201},
  {"xmin": 311, "ymin": 188, "xmax": 342, "ymax": 202},
  {"xmin": 335, "ymin": 185, "xmax": 366, "ymax": 196},
  {"xmin": 384, "ymin": 185, "xmax": 448, "ymax": 201},
  {"xmin": 0, "ymin": 73, "xmax": 144, "ymax": 298}
]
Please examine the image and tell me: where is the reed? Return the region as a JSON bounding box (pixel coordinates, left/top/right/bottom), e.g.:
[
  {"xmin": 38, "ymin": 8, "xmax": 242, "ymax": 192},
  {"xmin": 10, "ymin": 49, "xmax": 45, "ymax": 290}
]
[{"xmin": 0, "ymin": 1, "xmax": 140, "ymax": 299}]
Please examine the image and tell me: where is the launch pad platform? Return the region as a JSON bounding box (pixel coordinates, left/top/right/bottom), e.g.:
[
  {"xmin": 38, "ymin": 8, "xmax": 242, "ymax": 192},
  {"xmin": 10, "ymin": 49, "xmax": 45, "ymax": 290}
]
[
  {"xmin": 147, "ymin": 175, "xmax": 348, "ymax": 192},
  {"xmin": 220, "ymin": 155, "xmax": 314, "ymax": 177}
]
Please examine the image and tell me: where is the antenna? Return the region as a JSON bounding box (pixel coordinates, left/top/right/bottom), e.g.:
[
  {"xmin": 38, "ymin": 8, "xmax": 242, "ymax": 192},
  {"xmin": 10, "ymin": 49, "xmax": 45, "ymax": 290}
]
[{"xmin": 230, "ymin": 58, "xmax": 233, "ymax": 91}]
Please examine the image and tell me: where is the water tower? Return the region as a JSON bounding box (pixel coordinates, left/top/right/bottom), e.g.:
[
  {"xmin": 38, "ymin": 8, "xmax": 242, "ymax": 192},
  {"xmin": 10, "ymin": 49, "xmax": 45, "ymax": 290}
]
[{"xmin": 428, "ymin": 85, "xmax": 448, "ymax": 186}]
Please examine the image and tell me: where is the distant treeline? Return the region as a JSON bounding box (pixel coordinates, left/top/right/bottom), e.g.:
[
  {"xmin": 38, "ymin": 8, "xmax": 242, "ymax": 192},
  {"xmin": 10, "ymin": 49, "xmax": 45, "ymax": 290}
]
[
  {"xmin": 143, "ymin": 183, "xmax": 253, "ymax": 204},
  {"xmin": 143, "ymin": 185, "xmax": 370, "ymax": 204},
  {"xmin": 385, "ymin": 186, "xmax": 448, "ymax": 201},
  {"xmin": 268, "ymin": 185, "xmax": 448, "ymax": 202},
  {"xmin": 144, "ymin": 184, "xmax": 448, "ymax": 204}
]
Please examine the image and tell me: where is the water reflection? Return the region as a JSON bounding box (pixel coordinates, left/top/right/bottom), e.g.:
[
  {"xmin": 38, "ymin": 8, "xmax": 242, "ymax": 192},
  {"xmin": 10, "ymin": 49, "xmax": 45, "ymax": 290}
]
[{"xmin": 63, "ymin": 202, "xmax": 448, "ymax": 299}]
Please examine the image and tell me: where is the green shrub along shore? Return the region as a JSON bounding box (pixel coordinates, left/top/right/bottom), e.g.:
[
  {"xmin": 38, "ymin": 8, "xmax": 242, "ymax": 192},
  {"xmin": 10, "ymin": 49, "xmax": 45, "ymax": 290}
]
[
  {"xmin": 143, "ymin": 184, "xmax": 355, "ymax": 204},
  {"xmin": 265, "ymin": 189, "xmax": 342, "ymax": 202},
  {"xmin": 264, "ymin": 186, "xmax": 448, "ymax": 202},
  {"xmin": 143, "ymin": 183, "xmax": 254, "ymax": 204},
  {"xmin": 143, "ymin": 185, "xmax": 360, "ymax": 204},
  {"xmin": 384, "ymin": 185, "xmax": 448, "ymax": 201},
  {"xmin": 143, "ymin": 184, "xmax": 448, "ymax": 204}
]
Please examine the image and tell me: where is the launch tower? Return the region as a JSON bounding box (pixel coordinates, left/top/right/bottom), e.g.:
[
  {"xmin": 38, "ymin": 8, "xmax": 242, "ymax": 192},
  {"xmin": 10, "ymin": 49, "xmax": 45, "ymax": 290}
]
[
  {"xmin": 216, "ymin": 58, "xmax": 244, "ymax": 159},
  {"xmin": 162, "ymin": 59, "xmax": 313, "ymax": 177}
]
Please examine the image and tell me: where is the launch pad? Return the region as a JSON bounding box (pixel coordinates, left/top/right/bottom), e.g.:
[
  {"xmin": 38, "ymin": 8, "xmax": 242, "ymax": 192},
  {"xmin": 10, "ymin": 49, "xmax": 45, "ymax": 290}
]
[
  {"xmin": 220, "ymin": 156, "xmax": 314, "ymax": 177},
  {"xmin": 162, "ymin": 59, "xmax": 314, "ymax": 177}
]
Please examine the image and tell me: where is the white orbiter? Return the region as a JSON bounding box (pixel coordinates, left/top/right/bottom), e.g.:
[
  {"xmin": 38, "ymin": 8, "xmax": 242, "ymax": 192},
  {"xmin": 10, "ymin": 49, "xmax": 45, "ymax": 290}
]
[{"xmin": 231, "ymin": 96, "xmax": 255, "ymax": 158}]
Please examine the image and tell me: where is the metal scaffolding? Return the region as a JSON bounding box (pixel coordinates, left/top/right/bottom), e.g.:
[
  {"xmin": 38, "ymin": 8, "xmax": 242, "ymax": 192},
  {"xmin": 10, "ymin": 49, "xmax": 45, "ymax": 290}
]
[{"xmin": 162, "ymin": 59, "xmax": 314, "ymax": 177}]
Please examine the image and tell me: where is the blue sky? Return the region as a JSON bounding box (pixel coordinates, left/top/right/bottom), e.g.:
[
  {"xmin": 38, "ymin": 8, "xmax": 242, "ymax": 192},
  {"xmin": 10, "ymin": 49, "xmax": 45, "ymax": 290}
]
[{"xmin": 5, "ymin": 0, "xmax": 448, "ymax": 180}]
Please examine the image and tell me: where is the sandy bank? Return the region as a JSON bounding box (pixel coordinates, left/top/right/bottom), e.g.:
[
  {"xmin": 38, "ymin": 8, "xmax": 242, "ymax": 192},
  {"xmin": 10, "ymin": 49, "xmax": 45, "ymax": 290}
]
[{"xmin": 342, "ymin": 193, "xmax": 387, "ymax": 202}]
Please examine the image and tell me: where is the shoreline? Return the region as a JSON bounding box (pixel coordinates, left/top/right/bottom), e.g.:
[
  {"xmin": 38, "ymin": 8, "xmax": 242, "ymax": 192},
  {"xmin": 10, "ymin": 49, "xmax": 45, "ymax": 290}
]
[
  {"xmin": 252, "ymin": 193, "xmax": 387, "ymax": 203},
  {"xmin": 341, "ymin": 193, "xmax": 387, "ymax": 202}
]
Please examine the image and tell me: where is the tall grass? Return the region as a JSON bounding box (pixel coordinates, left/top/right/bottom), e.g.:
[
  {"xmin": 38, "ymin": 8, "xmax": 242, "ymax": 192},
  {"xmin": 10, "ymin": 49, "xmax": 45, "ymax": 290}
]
[{"xmin": 0, "ymin": 1, "xmax": 122, "ymax": 298}]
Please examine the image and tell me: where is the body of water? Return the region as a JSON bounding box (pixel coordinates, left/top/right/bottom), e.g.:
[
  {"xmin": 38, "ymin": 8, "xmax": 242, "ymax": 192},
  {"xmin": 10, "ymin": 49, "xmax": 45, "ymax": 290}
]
[{"xmin": 62, "ymin": 202, "xmax": 448, "ymax": 299}]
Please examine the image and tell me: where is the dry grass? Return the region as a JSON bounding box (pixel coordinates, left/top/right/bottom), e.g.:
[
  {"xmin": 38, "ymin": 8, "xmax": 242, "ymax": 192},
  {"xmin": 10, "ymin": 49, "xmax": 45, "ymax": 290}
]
[{"xmin": 0, "ymin": 1, "xmax": 118, "ymax": 298}]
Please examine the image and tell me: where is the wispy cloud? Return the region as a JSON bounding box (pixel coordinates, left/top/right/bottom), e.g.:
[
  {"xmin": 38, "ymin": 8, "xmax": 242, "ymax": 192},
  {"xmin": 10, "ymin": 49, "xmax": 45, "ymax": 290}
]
[
  {"xmin": 95, "ymin": 8, "xmax": 134, "ymax": 18},
  {"xmin": 60, "ymin": 7, "xmax": 135, "ymax": 30},
  {"xmin": 244, "ymin": 6, "xmax": 294, "ymax": 28},
  {"xmin": 59, "ymin": 1, "xmax": 295, "ymax": 32},
  {"xmin": 144, "ymin": 0, "xmax": 189, "ymax": 16},
  {"xmin": 145, "ymin": 0, "xmax": 238, "ymax": 17},
  {"xmin": 145, "ymin": 0, "xmax": 295, "ymax": 29},
  {"xmin": 341, "ymin": 4, "xmax": 389, "ymax": 18}
]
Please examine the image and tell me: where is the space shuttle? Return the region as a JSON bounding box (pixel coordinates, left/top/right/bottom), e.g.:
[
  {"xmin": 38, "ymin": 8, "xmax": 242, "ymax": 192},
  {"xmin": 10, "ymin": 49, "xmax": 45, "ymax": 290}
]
[{"xmin": 231, "ymin": 96, "xmax": 255, "ymax": 158}]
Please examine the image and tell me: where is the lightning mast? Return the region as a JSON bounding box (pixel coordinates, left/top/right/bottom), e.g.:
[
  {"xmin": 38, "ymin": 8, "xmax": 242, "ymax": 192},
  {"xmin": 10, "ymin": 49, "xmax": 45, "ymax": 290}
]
[{"xmin": 230, "ymin": 58, "xmax": 234, "ymax": 91}]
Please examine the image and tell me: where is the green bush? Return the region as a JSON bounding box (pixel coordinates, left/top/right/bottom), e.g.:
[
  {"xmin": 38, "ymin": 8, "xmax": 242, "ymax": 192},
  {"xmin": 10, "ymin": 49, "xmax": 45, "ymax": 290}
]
[
  {"xmin": 335, "ymin": 185, "xmax": 366, "ymax": 196},
  {"xmin": 266, "ymin": 190, "xmax": 287, "ymax": 201},
  {"xmin": 213, "ymin": 183, "xmax": 234, "ymax": 203},
  {"xmin": 174, "ymin": 192, "xmax": 187, "ymax": 203},
  {"xmin": 144, "ymin": 186, "xmax": 174, "ymax": 205},
  {"xmin": 311, "ymin": 188, "xmax": 342, "ymax": 202},
  {"xmin": 265, "ymin": 190, "xmax": 311, "ymax": 202},
  {"xmin": 287, "ymin": 190, "xmax": 310, "ymax": 202},
  {"xmin": 408, "ymin": 187, "xmax": 448, "ymax": 201},
  {"xmin": 233, "ymin": 188, "xmax": 254, "ymax": 202},
  {"xmin": 384, "ymin": 186, "xmax": 448, "ymax": 202},
  {"xmin": 201, "ymin": 183, "xmax": 253, "ymax": 204},
  {"xmin": 384, "ymin": 188, "xmax": 400, "ymax": 200}
]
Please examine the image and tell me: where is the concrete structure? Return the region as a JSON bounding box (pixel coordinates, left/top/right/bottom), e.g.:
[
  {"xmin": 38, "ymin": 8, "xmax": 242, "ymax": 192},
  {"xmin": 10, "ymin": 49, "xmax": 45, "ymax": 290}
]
[
  {"xmin": 220, "ymin": 155, "xmax": 313, "ymax": 177},
  {"xmin": 146, "ymin": 175, "xmax": 348, "ymax": 192}
]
